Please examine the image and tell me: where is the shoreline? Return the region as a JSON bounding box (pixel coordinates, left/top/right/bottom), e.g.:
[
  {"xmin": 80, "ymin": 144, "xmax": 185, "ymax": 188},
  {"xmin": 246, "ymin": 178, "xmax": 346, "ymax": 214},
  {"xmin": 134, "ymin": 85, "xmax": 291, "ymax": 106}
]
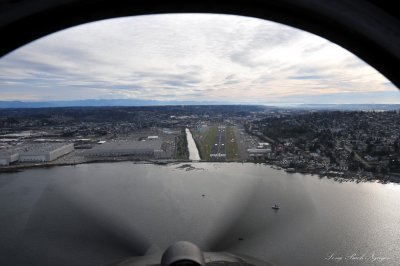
[{"xmin": 1, "ymin": 158, "xmax": 399, "ymax": 184}]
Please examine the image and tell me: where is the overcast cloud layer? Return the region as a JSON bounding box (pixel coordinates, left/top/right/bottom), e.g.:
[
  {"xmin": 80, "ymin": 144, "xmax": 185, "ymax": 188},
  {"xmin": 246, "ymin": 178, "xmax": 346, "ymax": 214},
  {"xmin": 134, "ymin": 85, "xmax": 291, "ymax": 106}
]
[{"xmin": 0, "ymin": 13, "xmax": 398, "ymax": 104}]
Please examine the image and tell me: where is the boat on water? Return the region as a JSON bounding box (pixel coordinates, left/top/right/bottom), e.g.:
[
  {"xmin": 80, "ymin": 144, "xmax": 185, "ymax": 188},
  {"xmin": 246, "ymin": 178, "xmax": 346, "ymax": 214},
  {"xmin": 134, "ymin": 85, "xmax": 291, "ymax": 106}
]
[{"xmin": 272, "ymin": 204, "xmax": 280, "ymax": 210}]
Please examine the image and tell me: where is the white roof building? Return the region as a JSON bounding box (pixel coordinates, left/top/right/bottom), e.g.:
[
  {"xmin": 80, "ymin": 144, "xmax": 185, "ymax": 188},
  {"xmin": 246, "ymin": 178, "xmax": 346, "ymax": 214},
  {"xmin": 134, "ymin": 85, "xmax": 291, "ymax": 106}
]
[
  {"xmin": 0, "ymin": 150, "xmax": 19, "ymax": 166},
  {"xmin": 84, "ymin": 140, "xmax": 168, "ymax": 159},
  {"xmin": 19, "ymin": 143, "xmax": 74, "ymax": 162}
]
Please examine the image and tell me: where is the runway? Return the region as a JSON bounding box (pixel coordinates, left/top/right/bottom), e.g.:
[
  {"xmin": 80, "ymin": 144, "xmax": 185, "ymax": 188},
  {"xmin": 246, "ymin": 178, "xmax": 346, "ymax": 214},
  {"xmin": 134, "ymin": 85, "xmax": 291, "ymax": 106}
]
[{"xmin": 210, "ymin": 125, "xmax": 226, "ymax": 161}]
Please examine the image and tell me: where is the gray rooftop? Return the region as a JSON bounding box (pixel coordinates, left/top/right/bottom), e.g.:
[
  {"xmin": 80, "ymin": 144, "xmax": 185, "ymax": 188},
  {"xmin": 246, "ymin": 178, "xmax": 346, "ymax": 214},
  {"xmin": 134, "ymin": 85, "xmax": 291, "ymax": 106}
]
[
  {"xmin": 0, "ymin": 150, "xmax": 19, "ymax": 157},
  {"xmin": 20, "ymin": 143, "xmax": 72, "ymax": 155},
  {"xmin": 90, "ymin": 140, "xmax": 162, "ymax": 151}
]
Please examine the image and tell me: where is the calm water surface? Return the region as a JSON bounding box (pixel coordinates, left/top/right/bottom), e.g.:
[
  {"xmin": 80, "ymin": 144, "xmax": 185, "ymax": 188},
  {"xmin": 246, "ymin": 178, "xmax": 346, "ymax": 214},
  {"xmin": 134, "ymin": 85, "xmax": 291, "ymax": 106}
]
[{"xmin": 0, "ymin": 162, "xmax": 399, "ymax": 266}]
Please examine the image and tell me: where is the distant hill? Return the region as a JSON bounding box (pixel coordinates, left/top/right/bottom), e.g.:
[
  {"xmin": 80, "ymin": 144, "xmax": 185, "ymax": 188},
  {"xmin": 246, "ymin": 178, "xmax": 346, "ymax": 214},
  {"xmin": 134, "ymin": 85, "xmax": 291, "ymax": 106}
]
[
  {"xmin": 0, "ymin": 99, "xmax": 229, "ymax": 108},
  {"xmin": 0, "ymin": 100, "xmax": 399, "ymax": 110},
  {"xmin": 295, "ymin": 104, "xmax": 400, "ymax": 110}
]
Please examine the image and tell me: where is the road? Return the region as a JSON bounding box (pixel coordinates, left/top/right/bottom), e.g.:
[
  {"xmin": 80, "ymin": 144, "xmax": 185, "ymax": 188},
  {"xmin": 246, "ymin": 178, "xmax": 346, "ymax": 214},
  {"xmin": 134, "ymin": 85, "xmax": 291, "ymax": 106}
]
[{"xmin": 234, "ymin": 125, "xmax": 267, "ymax": 161}]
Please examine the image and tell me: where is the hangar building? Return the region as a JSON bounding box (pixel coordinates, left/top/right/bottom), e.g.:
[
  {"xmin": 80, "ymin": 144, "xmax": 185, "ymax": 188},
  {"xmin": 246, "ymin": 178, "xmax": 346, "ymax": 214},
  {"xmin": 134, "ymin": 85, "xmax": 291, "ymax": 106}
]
[
  {"xmin": 19, "ymin": 143, "xmax": 74, "ymax": 162},
  {"xmin": 84, "ymin": 140, "xmax": 168, "ymax": 159}
]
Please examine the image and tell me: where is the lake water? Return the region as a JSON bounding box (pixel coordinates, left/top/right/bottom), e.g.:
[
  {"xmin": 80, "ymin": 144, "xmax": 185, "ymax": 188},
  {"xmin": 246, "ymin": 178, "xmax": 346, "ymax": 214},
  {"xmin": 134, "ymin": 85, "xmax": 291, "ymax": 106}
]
[
  {"xmin": 0, "ymin": 162, "xmax": 399, "ymax": 266},
  {"xmin": 186, "ymin": 128, "xmax": 200, "ymax": 160}
]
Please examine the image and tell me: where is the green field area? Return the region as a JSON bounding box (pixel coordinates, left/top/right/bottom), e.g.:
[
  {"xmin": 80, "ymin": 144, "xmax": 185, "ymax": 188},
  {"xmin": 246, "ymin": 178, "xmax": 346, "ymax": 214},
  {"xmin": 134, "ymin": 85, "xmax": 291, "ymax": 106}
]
[
  {"xmin": 226, "ymin": 126, "xmax": 239, "ymax": 160},
  {"xmin": 175, "ymin": 133, "xmax": 189, "ymax": 159},
  {"xmin": 194, "ymin": 126, "xmax": 217, "ymax": 160}
]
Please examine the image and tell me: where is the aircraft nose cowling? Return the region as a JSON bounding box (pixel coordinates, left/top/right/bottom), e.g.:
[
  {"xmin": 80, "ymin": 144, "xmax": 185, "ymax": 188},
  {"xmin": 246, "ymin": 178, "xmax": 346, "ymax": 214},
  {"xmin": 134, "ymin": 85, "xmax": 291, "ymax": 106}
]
[{"xmin": 161, "ymin": 241, "xmax": 206, "ymax": 266}]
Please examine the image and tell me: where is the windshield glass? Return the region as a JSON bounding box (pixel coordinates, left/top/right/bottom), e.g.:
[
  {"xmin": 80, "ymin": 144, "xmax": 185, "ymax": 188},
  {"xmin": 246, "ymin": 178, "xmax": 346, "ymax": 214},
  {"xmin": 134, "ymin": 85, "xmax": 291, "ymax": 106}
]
[{"xmin": 0, "ymin": 14, "xmax": 399, "ymax": 266}]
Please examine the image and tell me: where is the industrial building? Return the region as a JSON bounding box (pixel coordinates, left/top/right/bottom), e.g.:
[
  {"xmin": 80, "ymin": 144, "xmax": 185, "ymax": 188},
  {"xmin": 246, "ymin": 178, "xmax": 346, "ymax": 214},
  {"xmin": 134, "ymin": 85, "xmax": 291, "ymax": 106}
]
[
  {"xmin": 246, "ymin": 142, "xmax": 272, "ymax": 160},
  {"xmin": 247, "ymin": 148, "xmax": 271, "ymax": 154},
  {"xmin": 0, "ymin": 151, "xmax": 19, "ymax": 166},
  {"xmin": 258, "ymin": 142, "xmax": 272, "ymax": 149},
  {"xmin": 19, "ymin": 143, "xmax": 74, "ymax": 162},
  {"xmin": 84, "ymin": 140, "xmax": 169, "ymax": 159}
]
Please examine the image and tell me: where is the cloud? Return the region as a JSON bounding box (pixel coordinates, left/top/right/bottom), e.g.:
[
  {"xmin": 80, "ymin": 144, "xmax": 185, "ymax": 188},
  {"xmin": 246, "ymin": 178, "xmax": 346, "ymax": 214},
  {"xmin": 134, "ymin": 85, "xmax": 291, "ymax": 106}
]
[
  {"xmin": 0, "ymin": 13, "xmax": 398, "ymax": 103},
  {"xmin": 288, "ymin": 75, "xmax": 325, "ymax": 80}
]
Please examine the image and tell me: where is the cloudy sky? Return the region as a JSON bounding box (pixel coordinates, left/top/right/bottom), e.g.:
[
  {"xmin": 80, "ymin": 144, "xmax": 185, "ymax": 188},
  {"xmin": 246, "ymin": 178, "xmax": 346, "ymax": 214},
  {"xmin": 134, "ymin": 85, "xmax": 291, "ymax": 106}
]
[{"xmin": 0, "ymin": 13, "xmax": 398, "ymax": 104}]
